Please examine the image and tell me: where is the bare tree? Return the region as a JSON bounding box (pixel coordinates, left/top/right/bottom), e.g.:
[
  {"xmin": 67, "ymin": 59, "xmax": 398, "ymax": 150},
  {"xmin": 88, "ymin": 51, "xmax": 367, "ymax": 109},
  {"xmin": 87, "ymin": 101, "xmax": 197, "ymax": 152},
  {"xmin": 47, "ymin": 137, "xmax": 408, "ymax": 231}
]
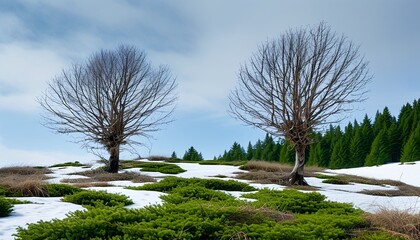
[
  {"xmin": 229, "ymin": 23, "xmax": 371, "ymax": 185},
  {"xmin": 39, "ymin": 45, "xmax": 177, "ymax": 173}
]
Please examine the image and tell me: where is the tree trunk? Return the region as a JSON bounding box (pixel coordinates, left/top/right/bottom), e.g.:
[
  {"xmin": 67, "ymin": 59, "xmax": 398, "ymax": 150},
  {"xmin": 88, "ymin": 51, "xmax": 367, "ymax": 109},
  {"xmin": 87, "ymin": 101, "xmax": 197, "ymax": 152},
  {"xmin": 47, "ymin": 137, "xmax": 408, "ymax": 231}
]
[
  {"xmin": 289, "ymin": 144, "xmax": 308, "ymax": 185},
  {"xmin": 107, "ymin": 145, "xmax": 120, "ymax": 173}
]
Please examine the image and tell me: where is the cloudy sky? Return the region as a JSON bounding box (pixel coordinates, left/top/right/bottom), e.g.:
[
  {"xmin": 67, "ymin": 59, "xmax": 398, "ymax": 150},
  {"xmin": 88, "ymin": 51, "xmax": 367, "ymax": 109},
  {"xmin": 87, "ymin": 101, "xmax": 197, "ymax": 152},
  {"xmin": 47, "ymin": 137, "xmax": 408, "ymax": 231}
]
[{"xmin": 0, "ymin": 0, "xmax": 419, "ymax": 166}]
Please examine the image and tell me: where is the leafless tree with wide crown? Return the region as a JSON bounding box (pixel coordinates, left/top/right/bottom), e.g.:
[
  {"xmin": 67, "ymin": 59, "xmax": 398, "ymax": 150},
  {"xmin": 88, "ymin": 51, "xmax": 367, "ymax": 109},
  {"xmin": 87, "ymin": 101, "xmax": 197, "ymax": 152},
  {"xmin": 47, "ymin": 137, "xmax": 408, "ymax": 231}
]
[
  {"xmin": 39, "ymin": 45, "xmax": 177, "ymax": 173},
  {"xmin": 229, "ymin": 23, "xmax": 371, "ymax": 185}
]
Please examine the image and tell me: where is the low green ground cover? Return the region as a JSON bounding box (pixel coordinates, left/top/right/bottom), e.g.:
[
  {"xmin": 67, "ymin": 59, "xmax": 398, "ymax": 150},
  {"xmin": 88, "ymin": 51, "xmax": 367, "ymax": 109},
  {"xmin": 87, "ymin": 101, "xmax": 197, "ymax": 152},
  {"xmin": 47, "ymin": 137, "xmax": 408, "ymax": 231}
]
[
  {"xmin": 63, "ymin": 190, "xmax": 133, "ymax": 207},
  {"xmin": 126, "ymin": 176, "xmax": 256, "ymax": 192},
  {"xmin": 15, "ymin": 176, "xmax": 402, "ymax": 239},
  {"xmin": 121, "ymin": 161, "xmax": 186, "ymax": 174},
  {"xmin": 49, "ymin": 161, "xmax": 86, "ymax": 168}
]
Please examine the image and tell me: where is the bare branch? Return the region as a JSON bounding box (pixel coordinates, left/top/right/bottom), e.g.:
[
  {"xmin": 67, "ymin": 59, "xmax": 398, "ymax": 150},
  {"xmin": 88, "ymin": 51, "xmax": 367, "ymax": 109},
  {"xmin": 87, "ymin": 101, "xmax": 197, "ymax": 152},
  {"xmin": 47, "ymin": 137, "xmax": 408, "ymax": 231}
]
[
  {"xmin": 39, "ymin": 45, "xmax": 177, "ymax": 172},
  {"xmin": 229, "ymin": 22, "xmax": 371, "ymax": 185}
]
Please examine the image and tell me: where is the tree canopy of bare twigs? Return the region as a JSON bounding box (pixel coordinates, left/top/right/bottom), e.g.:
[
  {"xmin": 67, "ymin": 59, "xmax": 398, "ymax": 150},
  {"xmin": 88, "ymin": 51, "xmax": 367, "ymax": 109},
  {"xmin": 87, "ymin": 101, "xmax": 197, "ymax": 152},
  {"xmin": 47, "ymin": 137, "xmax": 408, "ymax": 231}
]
[
  {"xmin": 229, "ymin": 23, "xmax": 371, "ymax": 185},
  {"xmin": 39, "ymin": 45, "xmax": 177, "ymax": 172}
]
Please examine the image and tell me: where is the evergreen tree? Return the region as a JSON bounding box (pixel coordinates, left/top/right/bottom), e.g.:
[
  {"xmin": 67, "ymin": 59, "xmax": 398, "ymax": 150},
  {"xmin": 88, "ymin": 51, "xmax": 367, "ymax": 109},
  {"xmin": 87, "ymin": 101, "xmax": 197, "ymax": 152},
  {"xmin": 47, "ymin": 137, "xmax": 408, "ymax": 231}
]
[
  {"xmin": 398, "ymin": 103, "xmax": 414, "ymax": 148},
  {"xmin": 373, "ymin": 107, "xmax": 395, "ymax": 136},
  {"xmin": 279, "ymin": 140, "xmax": 295, "ymax": 164},
  {"xmin": 360, "ymin": 115, "xmax": 374, "ymax": 163},
  {"xmin": 317, "ymin": 125, "xmax": 336, "ymax": 167},
  {"xmin": 349, "ymin": 127, "xmax": 365, "ymax": 167},
  {"xmin": 246, "ymin": 142, "xmax": 253, "ymax": 160},
  {"xmin": 171, "ymin": 151, "xmax": 177, "ymax": 160},
  {"xmin": 253, "ymin": 140, "xmax": 263, "ymax": 160},
  {"xmin": 307, "ymin": 141, "xmax": 322, "ymax": 166},
  {"xmin": 329, "ymin": 128, "xmax": 349, "ymax": 169},
  {"xmin": 227, "ymin": 142, "xmax": 246, "ymax": 161},
  {"xmin": 401, "ymin": 121, "xmax": 420, "ymax": 162},
  {"xmin": 182, "ymin": 146, "xmax": 203, "ymax": 161},
  {"xmin": 261, "ymin": 134, "xmax": 275, "ymax": 161},
  {"xmin": 365, "ymin": 129, "xmax": 391, "ymax": 166},
  {"xmin": 387, "ymin": 122, "xmax": 401, "ymax": 162}
]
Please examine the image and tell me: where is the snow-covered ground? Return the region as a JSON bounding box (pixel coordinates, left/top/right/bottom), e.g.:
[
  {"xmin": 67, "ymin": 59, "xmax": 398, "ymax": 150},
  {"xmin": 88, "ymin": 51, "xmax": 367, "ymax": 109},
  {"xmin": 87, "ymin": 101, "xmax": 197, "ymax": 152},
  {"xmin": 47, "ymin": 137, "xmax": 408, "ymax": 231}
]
[{"xmin": 1, "ymin": 160, "xmax": 420, "ymax": 239}]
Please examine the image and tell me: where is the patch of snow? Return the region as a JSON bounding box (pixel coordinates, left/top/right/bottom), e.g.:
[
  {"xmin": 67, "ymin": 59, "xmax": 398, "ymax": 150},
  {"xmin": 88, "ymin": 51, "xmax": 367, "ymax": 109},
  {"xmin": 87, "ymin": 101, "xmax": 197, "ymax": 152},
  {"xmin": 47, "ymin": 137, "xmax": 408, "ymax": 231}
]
[
  {"xmin": 0, "ymin": 197, "xmax": 84, "ymax": 240},
  {"xmin": 86, "ymin": 187, "xmax": 165, "ymax": 209},
  {"xmin": 328, "ymin": 161, "xmax": 420, "ymax": 187},
  {"xmin": 2, "ymin": 160, "xmax": 420, "ymax": 239}
]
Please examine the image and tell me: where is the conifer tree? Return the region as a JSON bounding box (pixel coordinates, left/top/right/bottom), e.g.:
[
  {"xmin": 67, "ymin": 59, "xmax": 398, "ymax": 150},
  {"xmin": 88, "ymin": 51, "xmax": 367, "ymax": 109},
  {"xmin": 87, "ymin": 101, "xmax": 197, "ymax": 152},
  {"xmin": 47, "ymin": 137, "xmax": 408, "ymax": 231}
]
[
  {"xmin": 365, "ymin": 129, "xmax": 391, "ymax": 166},
  {"xmin": 398, "ymin": 103, "xmax": 414, "ymax": 148},
  {"xmin": 401, "ymin": 121, "xmax": 420, "ymax": 162},
  {"xmin": 349, "ymin": 127, "xmax": 365, "ymax": 167},
  {"xmin": 307, "ymin": 141, "xmax": 322, "ymax": 166},
  {"xmin": 171, "ymin": 151, "xmax": 177, "ymax": 160},
  {"xmin": 261, "ymin": 134, "xmax": 275, "ymax": 161},
  {"xmin": 329, "ymin": 128, "xmax": 349, "ymax": 169},
  {"xmin": 246, "ymin": 142, "xmax": 254, "ymax": 160},
  {"xmin": 253, "ymin": 140, "xmax": 263, "ymax": 160},
  {"xmin": 387, "ymin": 122, "xmax": 401, "ymax": 162},
  {"xmin": 183, "ymin": 146, "xmax": 203, "ymax": 161},
  {"xmin": 279, "ymin": 140, "xmax": 295, "ymax": 164},
  {"xmin": 360, "ymin": 115, "xmax": 374, "ymax": 163}
]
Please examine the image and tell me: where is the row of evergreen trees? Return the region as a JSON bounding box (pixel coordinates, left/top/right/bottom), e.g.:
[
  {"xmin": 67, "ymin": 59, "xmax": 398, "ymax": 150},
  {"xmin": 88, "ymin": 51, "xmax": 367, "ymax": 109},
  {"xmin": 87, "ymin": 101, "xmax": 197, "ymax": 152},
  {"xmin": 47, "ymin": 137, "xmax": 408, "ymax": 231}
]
[{"xmin": 213, "ymin": 98, "xmax": 420, "ymax": 169}]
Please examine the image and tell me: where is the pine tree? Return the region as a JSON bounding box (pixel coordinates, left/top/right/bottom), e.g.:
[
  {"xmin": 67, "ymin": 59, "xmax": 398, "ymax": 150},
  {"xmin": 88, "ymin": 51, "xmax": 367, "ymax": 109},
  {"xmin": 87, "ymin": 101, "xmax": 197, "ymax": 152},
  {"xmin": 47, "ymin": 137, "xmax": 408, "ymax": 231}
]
[
  {"xmin": 401, "ymin": 121, "xmax": 420, "ymax": 162},
  {"xmin": 253, "ymin": 140, "xmax": 263, "ymax": 160},
  {"xmin": 387, "ymin": 122, "xmax": 401, "ymax": 162},
  {"xmin": 329, "ymin": 129, "xmax": 349, "ymax": 169},
  {"xmin": 171, "ymin": 151, "xmax": 177, "ymax": 160},
  {"xmin": 360, "ymin": 115, "xmax": 374, "ymax": 163},
  {"xmin": 349, "ymin": 127, "xmax": 365, "ymax": 167},
  {"xmin": 398, "ymin": 103, "xmax": 414, "ymax": 148},
  {"xmin": 307, "ymin": 141, "xmax": 322, "ymax": 166},
  {"xmin": 261, "ymin": 134, "xmax": 275, "ymax": 161},
  {"xmin": 182, "ymin": 146, "xmax": 203, "ymax": 161},
  {"xmin": 279, "ymin": 140, "xmax": 295, "ymax": 164},
  {"xmin": 365, "ymin": 129, "xmax": 391, "ymax": 166},
  {"xmin": 246, "ymin": 142, "xmax": 253, "ymax": 160}
]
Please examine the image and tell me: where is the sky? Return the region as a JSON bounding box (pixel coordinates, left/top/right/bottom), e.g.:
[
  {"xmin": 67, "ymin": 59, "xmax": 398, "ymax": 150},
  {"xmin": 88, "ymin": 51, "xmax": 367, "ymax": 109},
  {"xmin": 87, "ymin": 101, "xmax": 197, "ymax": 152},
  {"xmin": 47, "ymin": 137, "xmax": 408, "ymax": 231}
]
[{"xmin": 0, "ymin": 0, "xmax": 419, "ymax": 165}]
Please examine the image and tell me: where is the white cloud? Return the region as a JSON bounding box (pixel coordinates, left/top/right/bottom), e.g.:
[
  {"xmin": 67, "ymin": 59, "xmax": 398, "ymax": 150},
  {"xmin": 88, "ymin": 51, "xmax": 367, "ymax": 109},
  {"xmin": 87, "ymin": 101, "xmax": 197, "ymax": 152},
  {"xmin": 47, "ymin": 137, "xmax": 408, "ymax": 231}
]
[
  {"xmin": 0, "ymin": 142, "xmax": 93, "ymax": 168},
  {"xmin": 0, "ymin": 43, "xmax": 68, "ymax": 112}
]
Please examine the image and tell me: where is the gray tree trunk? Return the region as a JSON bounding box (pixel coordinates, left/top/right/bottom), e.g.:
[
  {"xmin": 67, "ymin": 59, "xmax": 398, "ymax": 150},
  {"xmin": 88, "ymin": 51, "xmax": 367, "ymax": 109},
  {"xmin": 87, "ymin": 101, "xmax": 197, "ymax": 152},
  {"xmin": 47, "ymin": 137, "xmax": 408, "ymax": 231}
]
[
  {"xmin": 289, "ymin": 145, "xmax": 308, "ymax": 185},
  {"xmin": 107, "ymin": 145, "xmax": 120, "ymax": 173}
]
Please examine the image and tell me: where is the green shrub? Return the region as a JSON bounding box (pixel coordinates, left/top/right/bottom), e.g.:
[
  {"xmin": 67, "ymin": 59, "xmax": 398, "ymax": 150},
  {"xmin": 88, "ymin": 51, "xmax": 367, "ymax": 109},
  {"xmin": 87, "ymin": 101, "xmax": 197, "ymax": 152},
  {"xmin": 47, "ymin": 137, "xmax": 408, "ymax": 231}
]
[
  {"xmin": 352, "ymin": 231, "xmax": 408, "ymax": 240},
  {"xmin": 0, "ymin": 196, "xmax": 13, "ymax": 217},
  {"xmin": 6, "ymin": 198, "xmax": 32, "ymax": 204},
  {"xmin": 63, "ymin": 190, "xmax": 133, "ymax": 207},
  {"xmin": 49, "ymin": 161, "xmax": 86, "ymax": 168},
  {"xmin": 0, "ymin": 186, "xmax": 6, "ymax": 196},
  {"xmin": 15, "ymin": 184, "xmax": 379, "ymax": 240},
  {"xmin": 47, "ymin": 184, "xmax": 83, "ymax": 197},
  {"xmin": 314, "ymin": 174, "xmax": 337, "ymax": 179},
  {"xmin": 128, "ymin": 176, "xmax": 256, "ymax": 192},
  {"xmin": 242, "ymin": 189, "xmax": 357, "ymax": 214},
  {"xmin": 161, "ymin": 185, "xmax": 235, "ymax": 204},
  {"xmin": 122, "ymin": 162, "xmax": 186, "ymax": 174},
  {"xmin": 322, "ymin": 178, "xmax": 349, "ymax": 185},
  {"xmin": 15, "ymin": 198, "xmax": 372, "ymax": 240}
]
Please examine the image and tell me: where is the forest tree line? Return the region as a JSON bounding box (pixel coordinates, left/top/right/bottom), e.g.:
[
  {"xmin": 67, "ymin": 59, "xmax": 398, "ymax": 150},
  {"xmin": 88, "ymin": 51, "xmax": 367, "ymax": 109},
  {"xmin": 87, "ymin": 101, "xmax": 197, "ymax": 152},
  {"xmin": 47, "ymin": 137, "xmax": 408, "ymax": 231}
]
[{"xmin": 180, "ymin": 98, "xmax": 420, "ymax": 169}]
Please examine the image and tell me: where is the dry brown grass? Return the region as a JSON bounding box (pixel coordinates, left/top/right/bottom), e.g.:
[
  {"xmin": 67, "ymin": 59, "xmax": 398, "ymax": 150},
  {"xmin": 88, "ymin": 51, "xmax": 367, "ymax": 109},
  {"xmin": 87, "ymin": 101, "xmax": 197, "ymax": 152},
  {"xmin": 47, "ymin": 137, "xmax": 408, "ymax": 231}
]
[
  {"xmin": 241, "ymin": 160, "xmax": 323, "ymax": 177},
  {"xmin": 324, "ymin": 174, "xmax": 420, "ymax": 197},
  {"xmin": 236, "ymin": 170, "xmax": 287, "ymax": 184},
  {"xmin": 65, "ymin": 168, "xmax": 156, "ymax": 184},
  {"xmin": 0, "ymin": 166, "xmax": 52, "ymax": 175},
  {"xmin": 71, "ymin": 182, "xmax": 112, "ymax": 188},
  {"xmin": 227, "ymin": 204, "xmax": 294, "ymax": 224},
  {"xmin": 365, "ymin": 208, "xmax": 420, "ymax": 240},
  {"xmin": 0, "ymin": 166, "xmax": 51, "ymax": 197},
  {"xmin": 236, "ymin": 161, "xmax": 323, "ymax": 188}
]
